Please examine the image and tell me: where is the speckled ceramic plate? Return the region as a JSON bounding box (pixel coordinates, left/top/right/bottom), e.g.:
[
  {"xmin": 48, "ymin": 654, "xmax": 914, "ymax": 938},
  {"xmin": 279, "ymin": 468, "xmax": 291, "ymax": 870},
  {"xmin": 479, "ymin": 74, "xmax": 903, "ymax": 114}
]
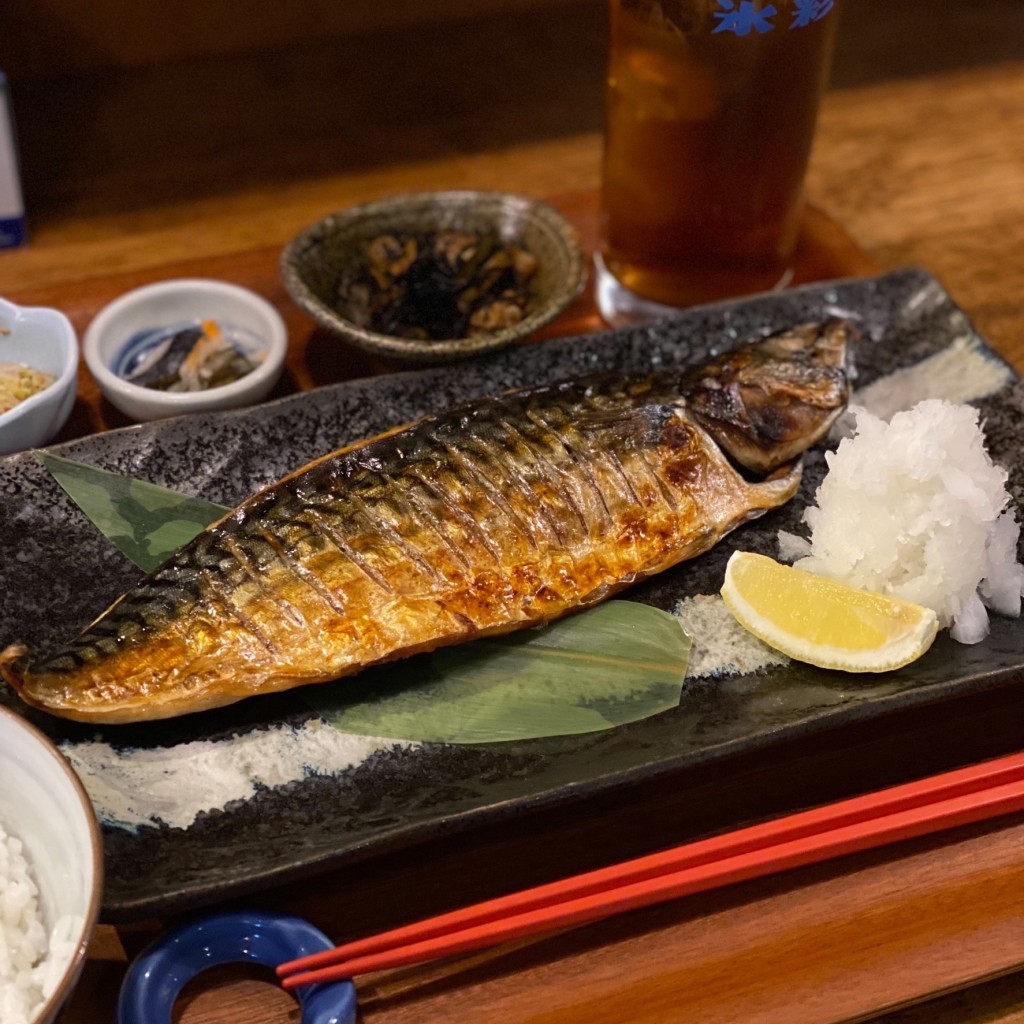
[{"xmin": 2, "ymin": 268, "xmax": 1022, "ymax": 920}]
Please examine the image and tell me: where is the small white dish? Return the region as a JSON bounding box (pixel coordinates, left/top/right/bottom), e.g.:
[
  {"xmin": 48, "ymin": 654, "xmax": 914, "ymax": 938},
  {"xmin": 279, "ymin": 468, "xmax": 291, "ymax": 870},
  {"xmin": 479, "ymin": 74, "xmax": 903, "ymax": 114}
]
[
  {"xmin": 0, "ymin": 298, "xmax": 79, "ymax": 457},
  {"xmin": 83, "ymin": 278, "xmax": 288, "ymax": 422},
  {"xmin": 0, "ymin": 705, "xmax": 103, "ymax": 1024}
]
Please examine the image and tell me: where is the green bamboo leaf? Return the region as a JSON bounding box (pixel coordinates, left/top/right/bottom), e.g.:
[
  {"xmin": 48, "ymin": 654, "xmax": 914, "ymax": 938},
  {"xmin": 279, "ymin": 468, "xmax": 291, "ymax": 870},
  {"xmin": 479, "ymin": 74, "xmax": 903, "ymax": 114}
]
[
  {"xmin": 307, "ymin": 601, "xmax": 691, "ymax": 744},
  {"xmin": 35, "ymin": 451, "xmax": 229, "ymax": 572}
]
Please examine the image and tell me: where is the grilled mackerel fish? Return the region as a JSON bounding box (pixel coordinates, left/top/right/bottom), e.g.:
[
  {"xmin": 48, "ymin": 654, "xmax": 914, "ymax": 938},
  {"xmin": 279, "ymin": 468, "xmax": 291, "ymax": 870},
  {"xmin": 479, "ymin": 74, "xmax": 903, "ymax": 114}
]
[{"xmin": 2, "ymin": 320, "xmax": 852, "ymax": 723}]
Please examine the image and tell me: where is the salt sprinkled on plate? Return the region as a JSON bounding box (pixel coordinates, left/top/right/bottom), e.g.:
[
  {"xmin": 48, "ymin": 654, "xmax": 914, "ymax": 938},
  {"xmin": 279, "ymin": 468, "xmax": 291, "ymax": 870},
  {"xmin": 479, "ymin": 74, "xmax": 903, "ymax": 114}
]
[{"xmin": 674, "ymin": 594, "xmax": 788, "ymax": 677}]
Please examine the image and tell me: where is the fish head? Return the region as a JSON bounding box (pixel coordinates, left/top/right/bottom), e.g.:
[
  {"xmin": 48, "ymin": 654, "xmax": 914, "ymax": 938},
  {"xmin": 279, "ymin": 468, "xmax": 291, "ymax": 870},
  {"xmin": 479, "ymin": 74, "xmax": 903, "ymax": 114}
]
[{"xmin": 681, "ymin": 318, "xmax": 853, "ymax": 476}]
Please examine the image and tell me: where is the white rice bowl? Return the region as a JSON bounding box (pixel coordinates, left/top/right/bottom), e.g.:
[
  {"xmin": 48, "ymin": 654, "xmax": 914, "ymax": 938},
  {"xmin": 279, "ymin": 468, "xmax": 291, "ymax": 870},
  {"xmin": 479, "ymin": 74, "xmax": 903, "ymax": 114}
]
[
  {"xmin": 0, "ymin": 708, "xmax": 101, "ymax": 1024},
  {"xmin": 779, "ymin": 399, "xmax": 1024, "ymax": 644},
  {"xmin": 0, "ymin": 825, "xmax": 82, "ymax": 1023}
]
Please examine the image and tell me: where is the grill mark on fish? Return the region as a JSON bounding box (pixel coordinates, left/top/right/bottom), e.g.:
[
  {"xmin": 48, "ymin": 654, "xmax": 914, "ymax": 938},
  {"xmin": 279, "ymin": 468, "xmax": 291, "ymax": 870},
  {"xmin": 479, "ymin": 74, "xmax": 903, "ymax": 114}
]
[
  {"xmin": 214, "ymin": 536, "xmax": 294, "ymax": 647},
  {"xmin": 301, "ymin": 506, "xmax": 397, "ymax": 591},
  {"xmin": 648, "ymin": 410, "xmax": 710, "ymax": 510},
  {"xmin": 502, "ymin": 414, "xmax": 592, "ymax": 537},
  {"xmin": 593, "ymin": 441, "xmax": 643, "ymax": 510},
  {"xmin": 550, "ymin": 424, "xmax": 615, "ymax": 526},
  {"xmin": 636, "ymin": 444, "xmax": 682, "ymax": 512},
  {"xmin": 489, "ymin": 423, "xmax": 589, "ymax": 598},
  {"xmin": 472, "ymin": 418, "xmax": 568, "ymax": 546},
  {"xmin": 449, "ymin": 609, "xmax": 478, "ymax": 633},
  {"xmin": 398, "ymin": 484, "xmax": 474, "ymax": 573},
  {"xmin": 218, "ymin": 534, "xmax": 266, "ymax": 584},
  {"xmin": 206, "ymin": 586, "xmax": 279, "ymax": 656},
  {"xmin": 344, "ymin": 485, "xmax": 443, "ymax": 583},
  {"xmin": 1, "ymin": 320, "xmax": 853, "ymax": 722},
  {"xmin": 404, "ymin": 466, "xmax": 505, "ymax": 566},
  {"xmin": 255, "ymin": 529, "xmax": 346, "ymax": 619},
  {"xmin": 220, "ymin": 528, "xmax": 307, "ymax": 614},
  {"xmin": 481, "ymin": 450, "xmax": 569, "ymax": 552},
  {"xmin": 560, "ymin": 400, "xmax": 650, "ymax": 513},
  {"xmin": 615, "ymin": 408, "xmax": 686, "ymax": 513},
  {"xmin": 494, "ymin": 412, "xmax": 595, "ymax": 595},
  {"xmin": 436, "ymin": 439, "xmax": 537, "ymax": 552}
]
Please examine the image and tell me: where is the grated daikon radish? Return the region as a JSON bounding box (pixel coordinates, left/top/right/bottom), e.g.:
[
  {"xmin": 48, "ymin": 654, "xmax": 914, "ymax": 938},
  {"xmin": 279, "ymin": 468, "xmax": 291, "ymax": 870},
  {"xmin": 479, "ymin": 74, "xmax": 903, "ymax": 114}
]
[{"xmin": 778, "ymin": 400, "xmax": 1024, "ymax": 644}]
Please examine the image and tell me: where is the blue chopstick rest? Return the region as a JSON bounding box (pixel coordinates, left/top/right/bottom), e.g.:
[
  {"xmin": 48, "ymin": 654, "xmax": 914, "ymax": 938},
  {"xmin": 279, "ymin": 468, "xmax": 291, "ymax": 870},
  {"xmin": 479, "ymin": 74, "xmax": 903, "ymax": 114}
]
[{"xmin": 115, "ymin": 909, "xmax": 357, "ymax": 1024}]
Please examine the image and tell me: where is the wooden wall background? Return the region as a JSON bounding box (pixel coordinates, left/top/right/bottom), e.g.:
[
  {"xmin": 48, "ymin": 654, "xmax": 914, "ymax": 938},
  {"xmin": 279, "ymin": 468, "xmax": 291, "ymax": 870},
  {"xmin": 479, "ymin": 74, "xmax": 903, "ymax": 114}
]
[
  {"xmin": 3, "ymin": 0, "xmax": 598, "ymax": 80},
  {"xmin": 3, "ymin": 0, "xmax": 1024, "ymax": 234}
]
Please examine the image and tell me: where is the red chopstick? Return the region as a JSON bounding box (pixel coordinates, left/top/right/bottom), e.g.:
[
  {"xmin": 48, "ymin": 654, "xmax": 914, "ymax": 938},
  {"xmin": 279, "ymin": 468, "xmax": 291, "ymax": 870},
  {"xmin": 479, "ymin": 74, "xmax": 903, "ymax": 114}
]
[{"xmin": 278, "ymin": 751, "xmax": 1024, "ymax": 988}]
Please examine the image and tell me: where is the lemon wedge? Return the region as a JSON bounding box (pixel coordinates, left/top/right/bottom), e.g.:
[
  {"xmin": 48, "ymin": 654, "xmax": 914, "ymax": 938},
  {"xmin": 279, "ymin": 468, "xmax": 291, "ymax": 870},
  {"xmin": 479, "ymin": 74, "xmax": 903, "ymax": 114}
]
[{"xmin": 720, "ymin": 551, "xmax": 940, "ymax": 673}]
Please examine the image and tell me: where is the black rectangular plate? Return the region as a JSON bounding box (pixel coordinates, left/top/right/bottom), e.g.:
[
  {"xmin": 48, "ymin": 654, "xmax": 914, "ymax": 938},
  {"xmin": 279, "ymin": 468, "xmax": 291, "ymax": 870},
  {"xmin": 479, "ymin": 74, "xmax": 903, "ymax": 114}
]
[{"xmin": 2, "ymin": 268, "xmax": 1022, "ymax": 919}]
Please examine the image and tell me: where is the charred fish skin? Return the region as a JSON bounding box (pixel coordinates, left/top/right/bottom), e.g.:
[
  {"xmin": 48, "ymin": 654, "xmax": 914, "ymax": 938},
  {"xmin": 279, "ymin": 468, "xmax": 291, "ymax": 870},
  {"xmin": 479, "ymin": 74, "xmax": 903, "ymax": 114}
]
[{"xmin": 2, "ymin": 320, "xmax": 851, "ymax": 723}]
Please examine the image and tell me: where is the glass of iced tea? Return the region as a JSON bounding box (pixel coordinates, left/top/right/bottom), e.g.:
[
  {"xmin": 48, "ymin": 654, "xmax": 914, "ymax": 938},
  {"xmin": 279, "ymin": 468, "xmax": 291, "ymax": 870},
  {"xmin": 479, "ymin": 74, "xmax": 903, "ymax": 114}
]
[{"xmin": 598, "ymin": 0, "xmax": 841, "ymax": 322}]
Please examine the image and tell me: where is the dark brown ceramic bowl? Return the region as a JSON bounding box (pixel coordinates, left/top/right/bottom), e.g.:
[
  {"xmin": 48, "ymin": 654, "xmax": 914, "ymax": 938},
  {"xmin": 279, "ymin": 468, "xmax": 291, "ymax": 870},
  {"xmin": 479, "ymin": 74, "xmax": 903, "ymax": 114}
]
[{"xmin": 280, "ymin": 190, "xmax": 585, "ymax": 363}]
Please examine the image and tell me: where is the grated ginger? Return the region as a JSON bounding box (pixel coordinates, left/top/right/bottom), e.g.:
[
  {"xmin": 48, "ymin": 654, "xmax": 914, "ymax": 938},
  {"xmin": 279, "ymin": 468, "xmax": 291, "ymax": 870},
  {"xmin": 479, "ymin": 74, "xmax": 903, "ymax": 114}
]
[{"xmin": 0, "ymin": 363, "xmax": 55, "ymax": 415}]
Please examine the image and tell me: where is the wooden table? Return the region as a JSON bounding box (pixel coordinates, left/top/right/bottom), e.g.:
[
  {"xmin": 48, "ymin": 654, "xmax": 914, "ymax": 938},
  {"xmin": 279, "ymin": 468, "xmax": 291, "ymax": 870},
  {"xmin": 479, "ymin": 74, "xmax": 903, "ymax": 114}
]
[{"xmin": 2, "ymin": 4, "xmax": 1024, "ymax": 1021}]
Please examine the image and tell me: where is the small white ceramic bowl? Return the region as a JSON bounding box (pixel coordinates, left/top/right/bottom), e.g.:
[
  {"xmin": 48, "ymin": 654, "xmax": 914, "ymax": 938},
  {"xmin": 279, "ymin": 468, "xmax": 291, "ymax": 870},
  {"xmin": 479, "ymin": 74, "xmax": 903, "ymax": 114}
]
[
  {"xmin": 83, "ymin": 278, "xmax": 288, "ymax": 422},
  {"xmin": 0, "ymin": 298, "xmax": 79, "ymax": 457},
  {"xmin": 0, "ymin": 705, "xmax": 103, "ymax": 1024}
]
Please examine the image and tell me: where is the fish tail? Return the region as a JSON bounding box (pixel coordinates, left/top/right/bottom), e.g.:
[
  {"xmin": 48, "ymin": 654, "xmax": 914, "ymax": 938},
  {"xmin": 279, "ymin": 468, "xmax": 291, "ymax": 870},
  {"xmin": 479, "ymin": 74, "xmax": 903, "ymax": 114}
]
[{"xmin": 747, "ymin": 459, "xmax": 803, "ymax": 508}]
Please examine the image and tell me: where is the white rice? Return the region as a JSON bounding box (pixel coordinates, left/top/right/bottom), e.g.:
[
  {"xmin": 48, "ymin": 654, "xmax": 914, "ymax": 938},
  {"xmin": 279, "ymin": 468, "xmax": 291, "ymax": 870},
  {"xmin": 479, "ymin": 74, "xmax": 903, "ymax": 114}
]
[
  {"xmin": 0, "ymin": 823, "xmax": 79, "ymax": 1024},
  {"xmin": 779, "ymin": 400, "xmax": 1024, "ymax": 644}
]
